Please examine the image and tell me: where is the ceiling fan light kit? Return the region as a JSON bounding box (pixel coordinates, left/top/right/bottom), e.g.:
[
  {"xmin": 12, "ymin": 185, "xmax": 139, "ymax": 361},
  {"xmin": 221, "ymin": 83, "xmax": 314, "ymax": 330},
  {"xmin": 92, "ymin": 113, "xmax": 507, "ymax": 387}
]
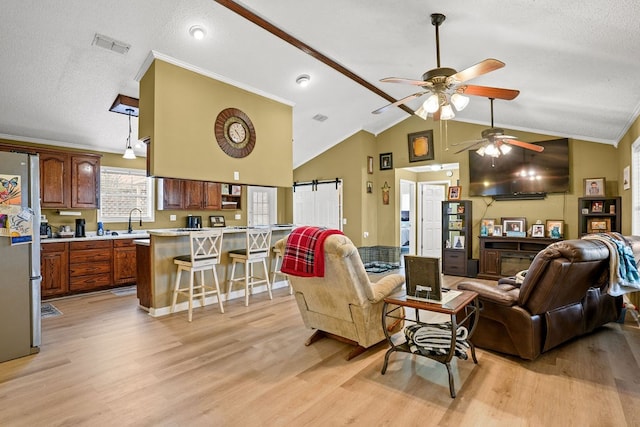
[{"xmin": 374, "ymin": 12, "xmax": 519, "ymax": 122}]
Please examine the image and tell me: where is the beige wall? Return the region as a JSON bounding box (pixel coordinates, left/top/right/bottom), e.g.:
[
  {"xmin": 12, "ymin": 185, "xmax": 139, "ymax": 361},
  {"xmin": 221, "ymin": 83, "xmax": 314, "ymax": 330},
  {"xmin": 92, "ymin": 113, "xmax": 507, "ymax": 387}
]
[
  {"xmin": 140, "ymin": 60, "xmax": 293, "ymax": 187},
  {"xmin": 292, "ymin": 130, "xmax": 377, "ymax": 246},
  {"xmin": 295, "ymin": 115, "xmax": 622, "ymax": 257}
]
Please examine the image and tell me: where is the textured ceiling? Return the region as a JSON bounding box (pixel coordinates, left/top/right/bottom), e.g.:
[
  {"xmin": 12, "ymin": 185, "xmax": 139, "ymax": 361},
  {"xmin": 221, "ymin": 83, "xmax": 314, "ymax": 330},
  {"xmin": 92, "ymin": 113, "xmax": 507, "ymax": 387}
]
[{"xmin": 1, "ymin": 0, "xmax": 639, "ymax": 168}]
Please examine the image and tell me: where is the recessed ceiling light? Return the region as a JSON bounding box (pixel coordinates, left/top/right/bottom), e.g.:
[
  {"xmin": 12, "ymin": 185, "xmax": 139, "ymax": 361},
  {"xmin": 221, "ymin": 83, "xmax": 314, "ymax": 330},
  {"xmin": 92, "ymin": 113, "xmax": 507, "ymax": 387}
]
[
  {"xmin": 296, "ymin": 74, "xmax": 311, "ymax": 87},
  {"xmin": 189, "ymin": 25, "xmax": 206, "ymax": 40}
]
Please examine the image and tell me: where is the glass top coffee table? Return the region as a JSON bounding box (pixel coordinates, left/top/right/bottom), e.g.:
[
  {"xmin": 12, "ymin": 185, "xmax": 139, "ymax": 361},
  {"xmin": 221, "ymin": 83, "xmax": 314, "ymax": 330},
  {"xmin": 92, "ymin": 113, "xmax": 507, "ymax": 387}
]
[{"xmin": 381, "ymin": 289, "xmax": 479, "ymax": 398}]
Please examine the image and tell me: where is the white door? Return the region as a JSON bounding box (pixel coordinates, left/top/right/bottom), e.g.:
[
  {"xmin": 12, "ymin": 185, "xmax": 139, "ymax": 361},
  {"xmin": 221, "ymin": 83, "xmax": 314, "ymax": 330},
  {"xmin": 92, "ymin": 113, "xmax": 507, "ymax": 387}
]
[{"xmin": 418, "ymin": 184, "xmax": 445, "ymax": 257}]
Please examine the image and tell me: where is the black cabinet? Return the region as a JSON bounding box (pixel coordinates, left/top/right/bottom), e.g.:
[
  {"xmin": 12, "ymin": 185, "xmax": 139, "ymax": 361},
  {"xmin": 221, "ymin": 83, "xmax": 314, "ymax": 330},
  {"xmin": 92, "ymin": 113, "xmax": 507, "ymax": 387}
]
[
  {"xmin": 442, "ymin": 200, "xmax": 473, "ymax": 277},
  {"xmin": 578, "ymin": 196, "xmax": 621, "ymax": 236}
]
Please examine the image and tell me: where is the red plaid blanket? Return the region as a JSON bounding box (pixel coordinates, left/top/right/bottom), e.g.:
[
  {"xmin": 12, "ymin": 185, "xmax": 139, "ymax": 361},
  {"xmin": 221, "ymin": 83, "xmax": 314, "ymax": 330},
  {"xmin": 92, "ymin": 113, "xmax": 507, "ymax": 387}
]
[{"xmin": 281, "ymin": 226, "xmax": 343, "ymax": 277}]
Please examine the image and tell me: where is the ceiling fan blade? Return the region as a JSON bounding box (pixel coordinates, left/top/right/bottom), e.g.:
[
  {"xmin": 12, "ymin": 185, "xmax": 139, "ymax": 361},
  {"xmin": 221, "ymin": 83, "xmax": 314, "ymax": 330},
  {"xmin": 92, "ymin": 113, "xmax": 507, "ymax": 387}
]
[
  {"xmin": 453, "ymin": 139, "xmax": 489, "ymax": 154},
  {"xmin": 380, "ymin": 77, "xmax": 432, "ymax": 87},
  {"xmin": 372, "ymin": 92, "xmax": 426, "ymax": 114},
  {"xmin": 450, "ymin": 58, "xmax": 505, "ymax": 83},
  {"xmin": 495, "ymin": 134, "xmax": 517, "ymax": 140},
  {"xmin": 505, "ymin": 139, "xmax": 545, "ymax": 152},
  {"xmin": 462, "ymin": 85, "xmax": 520, "ymax": 100}
]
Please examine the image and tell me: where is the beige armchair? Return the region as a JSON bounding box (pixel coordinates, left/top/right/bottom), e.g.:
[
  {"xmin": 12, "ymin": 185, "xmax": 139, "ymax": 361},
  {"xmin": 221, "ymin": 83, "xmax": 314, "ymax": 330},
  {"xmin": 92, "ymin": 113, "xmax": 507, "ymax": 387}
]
[{"xmin": 275, "ymin": 234, "xmax": 405, "ymax": 360}]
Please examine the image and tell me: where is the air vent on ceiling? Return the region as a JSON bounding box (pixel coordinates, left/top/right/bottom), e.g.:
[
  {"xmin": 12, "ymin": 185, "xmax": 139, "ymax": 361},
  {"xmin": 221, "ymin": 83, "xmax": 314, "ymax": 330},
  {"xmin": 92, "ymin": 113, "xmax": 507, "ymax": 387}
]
[
  {"xmin": 92, "ymin": 33, "xmax": 131, "ymax": 55},
  {"xmin": 312, "ymin": 114, "xmax": 328, "ymax": 122}
]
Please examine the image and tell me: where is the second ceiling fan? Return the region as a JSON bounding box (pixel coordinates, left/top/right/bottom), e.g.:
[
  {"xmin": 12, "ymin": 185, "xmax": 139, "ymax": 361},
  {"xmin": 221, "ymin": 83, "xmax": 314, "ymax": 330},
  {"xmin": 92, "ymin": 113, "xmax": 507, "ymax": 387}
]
[
  {"xmin": 373, "ymin": 13, "xmax": 519, "ymax": 120},
  {"xmin": 453, "ymin": 97, "xmax": 544, "ymax": 159}
]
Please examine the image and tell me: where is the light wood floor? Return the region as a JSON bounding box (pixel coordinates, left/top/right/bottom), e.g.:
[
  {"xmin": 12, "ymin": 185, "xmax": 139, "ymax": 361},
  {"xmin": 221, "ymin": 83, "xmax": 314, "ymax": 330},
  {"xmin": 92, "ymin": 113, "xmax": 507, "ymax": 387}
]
[{"xmin": 1, "ymin": 280, "xmax": 640, "ymax": 427}]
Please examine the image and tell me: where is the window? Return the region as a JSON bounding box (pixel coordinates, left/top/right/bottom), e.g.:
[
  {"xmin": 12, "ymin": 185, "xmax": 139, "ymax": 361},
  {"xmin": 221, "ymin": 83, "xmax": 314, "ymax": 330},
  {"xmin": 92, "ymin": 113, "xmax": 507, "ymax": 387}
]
[
  {"xmin": 247, "ymin": 186, "xmax": 277, "ymax": 226},
  {"xmin": 99, "ymin": 166, "xmax": 154, "ymax": 223}
]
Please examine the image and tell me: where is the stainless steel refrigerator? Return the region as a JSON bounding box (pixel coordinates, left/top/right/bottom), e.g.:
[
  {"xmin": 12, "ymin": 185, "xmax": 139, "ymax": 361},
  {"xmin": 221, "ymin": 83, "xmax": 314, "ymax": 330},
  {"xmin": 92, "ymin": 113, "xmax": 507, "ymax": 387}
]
[{"xmin": 0, "ymin": 150, "xmax": 41, "ymax": 363}]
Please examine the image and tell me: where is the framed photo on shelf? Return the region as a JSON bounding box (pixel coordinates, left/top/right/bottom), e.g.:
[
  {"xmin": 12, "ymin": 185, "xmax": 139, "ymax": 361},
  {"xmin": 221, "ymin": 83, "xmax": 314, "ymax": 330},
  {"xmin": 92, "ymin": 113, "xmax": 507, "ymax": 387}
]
[
  {"xmin": 502, "ymin": 217, "xmax": 526, "ymax": 234},
  {"xmin": 407, "ymin": 129, "xmax": 434, "ymax": 163},
  {"xmin": 546, "ymin": 220, "xmax": 564, "ymax": 238},
  {"xmin": 380, "ymin": 152, "xmax": 393, "ymax": 170},
  {"xmin": 587, "ymin": 217, "xmax": 611, "ymax": 233},
  {"xmin": 584, "ymin": 177, "xmax": 605, "ymax": 196},
  {"xmin": 448, "ymin": 185, "xmax": 461, "ymax": 201},
  {"xmin": 456, "ymin": 204, "xmax": 465, "ymax": 214},
  {"xmin": 452, "ymin": 235, "xmax": 465, "ymax": 249},
  {"xmin": 221, "ymin": 183, "xmax": 230, "ymax": 195},
  {"xmin": 591, "ymin": 201, "xmax": 603, "ymax": 213},
  {"xmin": 531, "ymin": 224, "xmax": 545, "ymax": 238},
  {"xmin": 493, "ymin": 225, "xmax": 503, "ymax": 236},
  {"xmin": 231, "ymin": 185, "xmax": 242, "ymax": 196},
  {"xmin": 480, "ymin": 218, "xmax": 495, "ymax": 236},
  {"xmin": 209, "ymin": 215, "xmax": 226, "ymax": 228}
]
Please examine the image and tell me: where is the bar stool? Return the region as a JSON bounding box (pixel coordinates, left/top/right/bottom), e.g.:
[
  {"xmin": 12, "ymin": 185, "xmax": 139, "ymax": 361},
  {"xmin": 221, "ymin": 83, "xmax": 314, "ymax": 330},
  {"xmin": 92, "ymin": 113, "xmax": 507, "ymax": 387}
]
[
  {"xmin": 227, "ymin": 228, "xmax": 272, "ymax": 306},
  {"xmin": 271, "ymin": 246, "xmax": 292, "ymax": 295},
  {"xmin": 171, "ymin": 229, "xmax": 224, "ymax": 321}
]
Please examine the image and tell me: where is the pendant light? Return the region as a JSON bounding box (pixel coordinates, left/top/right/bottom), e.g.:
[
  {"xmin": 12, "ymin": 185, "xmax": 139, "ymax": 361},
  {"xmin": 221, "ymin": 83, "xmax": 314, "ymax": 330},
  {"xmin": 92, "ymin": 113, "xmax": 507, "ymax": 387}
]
[{"xmin": 122, "ymin": 108, "xmax": 136, "ymax": 159}]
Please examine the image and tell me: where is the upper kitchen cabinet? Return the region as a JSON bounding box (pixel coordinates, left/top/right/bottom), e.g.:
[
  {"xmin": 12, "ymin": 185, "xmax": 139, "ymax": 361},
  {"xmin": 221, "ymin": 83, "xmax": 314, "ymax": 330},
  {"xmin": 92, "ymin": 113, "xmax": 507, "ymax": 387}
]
[
  {"xmin": 158, "ymin": 178, "xmax": 232, "ymax": 211},
  {"xmin": 71, "ymin": 155, "xmax": 100, "ymax": 208},
  {"xmin": 40, "ymin": 151, "xmax": 101, "ymax": 209},
  {"xmin": 39, "ymin": 152, "xmax": 69, "ymax": 208}
]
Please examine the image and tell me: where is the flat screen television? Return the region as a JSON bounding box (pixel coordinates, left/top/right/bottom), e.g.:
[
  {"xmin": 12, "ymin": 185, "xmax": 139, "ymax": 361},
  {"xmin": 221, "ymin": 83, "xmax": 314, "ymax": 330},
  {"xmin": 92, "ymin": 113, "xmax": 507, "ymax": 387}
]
[{"xmin": 468, "ymin": 138, "xmax": 569, "ymax": 199}]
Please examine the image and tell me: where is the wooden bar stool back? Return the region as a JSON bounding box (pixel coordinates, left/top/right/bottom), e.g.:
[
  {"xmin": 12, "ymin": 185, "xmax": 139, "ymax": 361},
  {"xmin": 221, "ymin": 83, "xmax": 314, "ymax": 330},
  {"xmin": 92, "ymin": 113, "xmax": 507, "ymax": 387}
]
[
  {"xmin": 271, "ymin": 246, "xmax": 292, "ymax": 295},
  {"xmin": 227, "ymin": 228, "xmax": 272, "ymax": 306},
  {"xmin": 171, "ymin": 229, "xmax": 224, "ymax": 321}
]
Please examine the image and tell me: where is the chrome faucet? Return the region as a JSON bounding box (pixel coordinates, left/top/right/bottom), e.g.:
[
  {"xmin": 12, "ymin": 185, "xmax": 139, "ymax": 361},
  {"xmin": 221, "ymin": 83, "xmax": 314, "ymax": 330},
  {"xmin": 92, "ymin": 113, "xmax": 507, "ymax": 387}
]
[{"xmin": 128, "ymin": 208, "xmax": 142, "ymax": 234}]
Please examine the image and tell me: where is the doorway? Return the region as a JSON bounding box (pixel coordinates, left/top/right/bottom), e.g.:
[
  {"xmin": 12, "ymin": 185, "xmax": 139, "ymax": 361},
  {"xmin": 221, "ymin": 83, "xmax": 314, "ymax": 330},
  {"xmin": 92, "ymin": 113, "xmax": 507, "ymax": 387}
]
[
  {"xmin": 417, "ymin": 183, "xmax": 446, "ymax": 257},
  {"xmin": 399, "ymin": 180, "xmax": 416, "ymax": 257}
]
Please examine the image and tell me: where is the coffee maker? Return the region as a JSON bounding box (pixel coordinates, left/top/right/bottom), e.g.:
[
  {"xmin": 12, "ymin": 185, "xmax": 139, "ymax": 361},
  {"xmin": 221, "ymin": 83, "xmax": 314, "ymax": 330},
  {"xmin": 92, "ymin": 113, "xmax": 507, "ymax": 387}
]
[{"xmin": 75, "ymin": 218, "xmax": 86, "ymax": 237}]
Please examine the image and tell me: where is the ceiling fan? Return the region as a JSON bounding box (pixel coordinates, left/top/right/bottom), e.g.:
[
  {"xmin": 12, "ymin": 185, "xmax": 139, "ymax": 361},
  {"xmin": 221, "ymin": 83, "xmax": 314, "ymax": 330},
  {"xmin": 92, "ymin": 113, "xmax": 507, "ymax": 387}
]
[
  {"xmin": 372, "ymin": 13, "xmax": 520, "ymax": 120},
  {"xmin": 453, "ymin": 97, "xmax": 544, "ymax": 159}
]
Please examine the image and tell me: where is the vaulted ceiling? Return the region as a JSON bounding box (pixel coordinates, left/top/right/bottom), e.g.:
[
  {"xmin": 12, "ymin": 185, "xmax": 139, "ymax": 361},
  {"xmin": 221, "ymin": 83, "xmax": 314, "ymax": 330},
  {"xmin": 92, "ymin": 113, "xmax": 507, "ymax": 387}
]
[{"xmin": 2, "ymin": 1, "xmax": 639, "ymax": 168}]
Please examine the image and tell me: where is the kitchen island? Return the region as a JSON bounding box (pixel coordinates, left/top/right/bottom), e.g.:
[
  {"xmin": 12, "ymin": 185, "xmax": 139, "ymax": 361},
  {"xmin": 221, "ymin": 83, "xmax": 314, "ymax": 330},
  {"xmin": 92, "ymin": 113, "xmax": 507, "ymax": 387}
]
[{"xmin": 136, "ymin": 226, "xmax": 293, "ymax": 316}]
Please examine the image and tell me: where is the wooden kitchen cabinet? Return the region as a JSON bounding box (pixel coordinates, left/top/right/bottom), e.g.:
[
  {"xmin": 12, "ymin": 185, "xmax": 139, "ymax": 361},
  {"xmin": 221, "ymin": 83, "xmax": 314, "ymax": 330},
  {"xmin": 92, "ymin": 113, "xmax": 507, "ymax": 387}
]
[
  {"xmin": 162, "ymin": 178, "xmax": 184, "ymax": 209},
  {"xmin": 68, "ymin": 240, "xmax": 112, "ymax": 291},
  {"xmin": 70, "ymin": 155, "xmax": 100, "ymax": 208},
  {"xmin": 40, "ymin": 152, "xmax": 70, "ymax": 208},
  {"xmin": 183, "ymin": 180, "xmax": 205, "ymax": 210},
  {"xmin": 113, "ymin": 239, "xmax": 137, "ymax": 284},
  {"xmin": 203, "ymin": 182, "xmax": 222, "ymax": 210},
  {"xmin": 39, "ymin": 150, "xmax": 101, "ymax": 209},
  {"xmin": 40, "ymin": 242, "xmax": 69, "ymax": 297},
  {"xmin": 160, "ymin": 178, "xmax": 233, "ymax": 210}
]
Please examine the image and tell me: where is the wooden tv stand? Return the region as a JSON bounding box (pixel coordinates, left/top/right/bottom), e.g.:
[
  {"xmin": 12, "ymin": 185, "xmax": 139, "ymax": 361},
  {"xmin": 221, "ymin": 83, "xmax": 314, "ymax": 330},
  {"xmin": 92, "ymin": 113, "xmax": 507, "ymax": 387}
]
[{"xmin": 478, "ymin": 236, "xmax": 559, "ymax": 280}]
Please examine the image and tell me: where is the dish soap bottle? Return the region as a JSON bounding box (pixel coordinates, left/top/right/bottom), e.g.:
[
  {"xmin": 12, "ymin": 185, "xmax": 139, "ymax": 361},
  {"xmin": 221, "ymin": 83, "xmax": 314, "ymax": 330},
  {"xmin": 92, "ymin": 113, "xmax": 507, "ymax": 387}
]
[{"xmin": 97, "ymin": 222, "xmax": 104, "ymax": 236}]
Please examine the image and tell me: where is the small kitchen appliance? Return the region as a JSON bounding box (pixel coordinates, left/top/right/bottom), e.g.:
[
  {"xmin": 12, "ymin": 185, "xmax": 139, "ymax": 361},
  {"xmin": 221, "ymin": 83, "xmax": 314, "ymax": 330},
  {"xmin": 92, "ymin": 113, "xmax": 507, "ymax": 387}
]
[
  {"xmin": 186, "ymin": 215, "xmax": 202, "ymax": 229},
  {"xmin": 75, "ymin": 218, "xmax": 86, "ymax": 237}
]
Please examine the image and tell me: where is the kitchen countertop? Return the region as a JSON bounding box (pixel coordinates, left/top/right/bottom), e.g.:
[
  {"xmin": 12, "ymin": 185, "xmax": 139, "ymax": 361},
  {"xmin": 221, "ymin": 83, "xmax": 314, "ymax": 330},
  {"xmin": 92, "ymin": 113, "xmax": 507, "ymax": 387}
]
[{"xmin": 41, "ymin": 225, "xmax": 294, "ymax": 243}]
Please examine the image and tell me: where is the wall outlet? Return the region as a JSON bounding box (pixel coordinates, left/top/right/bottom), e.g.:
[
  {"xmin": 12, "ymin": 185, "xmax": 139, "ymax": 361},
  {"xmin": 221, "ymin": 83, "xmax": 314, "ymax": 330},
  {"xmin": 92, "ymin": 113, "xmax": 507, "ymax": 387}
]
[
  {"xmin": 363, "ymin": 231, "xmax": 369, "ymax": 238},
  {"xmin": 170, "ymin": 215, "xmax": 176, "ymax": 221},
  {"xmin": 235, "ymin": 213, "xmax": 241, "ymax": 220},
  {"xmin": 234, "ymin": 171, "xmax": 240, "ymax": 180},
  {"xmin": 342, "ymin": 218, "xmax": 347, "ymax": 225}
]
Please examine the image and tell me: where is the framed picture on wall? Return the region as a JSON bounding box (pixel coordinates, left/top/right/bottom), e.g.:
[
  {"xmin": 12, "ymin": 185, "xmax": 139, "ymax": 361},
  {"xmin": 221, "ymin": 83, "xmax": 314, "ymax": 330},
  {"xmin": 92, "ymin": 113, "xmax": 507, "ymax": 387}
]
[
  {"xmin": 380, "ymin": 152, "xmax": 393, "ymax": 170},
  {"xmin": 407, "ymin": 130, "xmax": 434, "ymax": 162},
  {"xmin": 367, "ymin": 156, "xmax": 374, "ymax": 174}
]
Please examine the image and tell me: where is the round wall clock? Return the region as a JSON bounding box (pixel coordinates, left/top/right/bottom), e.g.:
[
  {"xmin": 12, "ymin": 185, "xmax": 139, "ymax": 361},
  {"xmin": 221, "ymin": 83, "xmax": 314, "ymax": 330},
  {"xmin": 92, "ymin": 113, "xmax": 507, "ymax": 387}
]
[{"xmin": 214, "ymin": 107, "xmax": 256, "ymax": 158}]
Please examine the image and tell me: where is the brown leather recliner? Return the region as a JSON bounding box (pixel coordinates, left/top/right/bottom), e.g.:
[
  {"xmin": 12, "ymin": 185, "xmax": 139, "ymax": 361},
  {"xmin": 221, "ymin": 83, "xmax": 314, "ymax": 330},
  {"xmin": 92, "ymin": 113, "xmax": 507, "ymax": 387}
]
[{"xmin": 458, "ymin": 236, "xmax": 640, "ymax": 360}]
